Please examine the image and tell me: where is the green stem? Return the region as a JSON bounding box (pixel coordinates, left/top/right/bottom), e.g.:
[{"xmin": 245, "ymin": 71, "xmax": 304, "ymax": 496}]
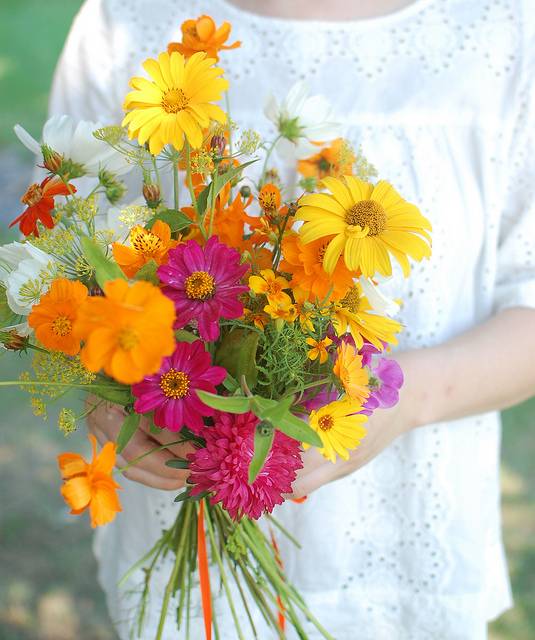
[
  {"xmin": 185, "ymin": 141, "xmax": 199, "ymax": 219},
  {"xmin": 173, "ymin": 153, "xmax": 180, "ymax": 211},
  {"xmin": 112, "ymin": 440, "xmax": 184, "ymax": 477},
  {"xmin": 259, "ymin": 134, "xmax": 283, "ymax": 188}
]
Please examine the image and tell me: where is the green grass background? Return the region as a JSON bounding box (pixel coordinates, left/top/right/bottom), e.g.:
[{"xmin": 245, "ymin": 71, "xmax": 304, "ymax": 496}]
[{"xmin": 0, "ymin": 2, "xmax": 534, "ymax": 639}]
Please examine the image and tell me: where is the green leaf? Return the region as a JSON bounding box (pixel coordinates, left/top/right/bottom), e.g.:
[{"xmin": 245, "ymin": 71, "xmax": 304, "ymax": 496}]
[
  {"xmin": 214, "ymin": 328, "xmax": 259, "ymax": 390},
  {"xmin": 79, "ymin": 235, "xmax": 126, "ymax": 286},
  {"xmin": 116, "ymin": 411, "xmax": 141, "ymax": 454},
  {"xmin": 174, "ymin": 329, "xmax": 199, "ymax": 344},
  {"xmin": 197, "ymin": 159, "xmax": 257, "ymax": 215},
  {"xmin": 248, "ymin": 420, "xmax": 275, "ymax": 484},
  {"xmin": 90, "ymin": 387, "xmax": 132, "ymax": 406},
  {"xmin": 174, "ymin": 491, "xmax": 191, "ymax": 503},
  {"xmin": 251, "ymin": 396, "xmax": 322, "ymax": 447},
  {"xmin": 196, "ymin": 390, "xmax": 250, "ymax": 413},
  {"xmin": 145, "ymin": 209, "xmax": 193, "ymax": 233},
  {"xmin": 133, "ymin": 259, "xmax": 159, "ymax": 285},
  {"xmin": 165, "ymin": 459, "xmax": 190, "ymax": 470}
]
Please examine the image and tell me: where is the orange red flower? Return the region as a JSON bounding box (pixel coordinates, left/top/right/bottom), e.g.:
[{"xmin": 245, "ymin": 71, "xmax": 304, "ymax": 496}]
[
  {"xmin": 73, "ymin": 279, "xmax": 176, "ymax": 384},
  {"xmin": 10, "ymin": 177, "xmax": 76, "ymax": 238},
  {"xmin": 28, "ymin": 277, "xmax": 88, "ymax": 355},
  {"xmin": 58, "ymin": 434, "xmax": 122, "ymax": 528},
  {"xmin": 112, "ymin": 220, "xmax": 178, "ymax": 278},
  {"xmin": 168, "ymin": 15, "xmax": 241, "ymax": 62}
]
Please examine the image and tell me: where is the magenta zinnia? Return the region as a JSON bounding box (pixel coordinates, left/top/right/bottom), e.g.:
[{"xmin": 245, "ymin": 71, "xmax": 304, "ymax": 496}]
[
  {"xmin": 131, "ymin": 339, "xmax": 226, "ymax": 433},
  {"xmin": 187, "ymin": 411, "xmax": 303, "ymax": 520},
  {"xmin": 158, "ymin": 235, "xmax": 250, "ymax": 341}
]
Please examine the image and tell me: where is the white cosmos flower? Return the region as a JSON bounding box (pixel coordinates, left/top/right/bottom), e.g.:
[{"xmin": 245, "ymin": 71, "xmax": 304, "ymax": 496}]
[
  {"xmin": 14, "ymin": 115, "xmax": 132, "ymax": 177},
  {"xmin": 359, "ymin": 275, "xmax": 401, "ymax": 318},
  {"xmin": 0, "ymin": 241, "xmax": 61, "ymax": 316},
  {"xmin": 93, "ymin": 196, "xmax": 147, "ymax": 244},
  {"xmin": 263, "ymin": 81, "xmax": 342, "ymax": 165}
]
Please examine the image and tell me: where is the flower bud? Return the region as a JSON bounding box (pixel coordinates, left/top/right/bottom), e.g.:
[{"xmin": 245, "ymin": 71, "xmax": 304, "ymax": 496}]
[
  {"xmin": 41, "ymin": 145, "xmax": 63, "ymax": 173},
  {"xmin": 210, "ymin": 135, "xmax": 227, "ymax": 157},
  {"xmin": 239, "ymin": 185, "xmax": 251, "ymax": 198},
  {"xmin": 142, "ymin": 183, "xmax": 162, "ymax": 209},
  {"xmin": 1, "ymin": 330, "xmax": 28, "ymax": 351}
]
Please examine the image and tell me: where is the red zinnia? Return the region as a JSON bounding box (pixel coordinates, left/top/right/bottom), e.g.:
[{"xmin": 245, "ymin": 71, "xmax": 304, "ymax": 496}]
[
  {"xmin": 10, "ymin": 176, "xmax": 76, "ymax": 238},
  {"xmin": 188, "ymin": 410, "xmax": 303, "ymax": 520}
]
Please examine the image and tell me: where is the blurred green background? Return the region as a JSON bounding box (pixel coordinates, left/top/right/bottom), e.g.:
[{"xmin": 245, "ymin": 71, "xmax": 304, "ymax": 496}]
[{"xmin": 0, "ymin": 2, "xmax": 534, "ymax": 639}]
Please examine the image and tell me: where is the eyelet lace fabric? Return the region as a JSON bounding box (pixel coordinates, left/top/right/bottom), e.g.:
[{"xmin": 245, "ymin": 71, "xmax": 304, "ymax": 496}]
[{"xmin": 49, "ymin": 0, "xmax": 535, "ymax": 638}]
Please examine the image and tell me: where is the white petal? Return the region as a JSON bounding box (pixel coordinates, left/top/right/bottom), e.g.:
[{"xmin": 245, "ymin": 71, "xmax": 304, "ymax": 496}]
[
  {"xmin": 282, "ymin": 81, "xmax": 309, "ymax": 117},
  {"xmin": 359, "ymin": 276, "xmax": 401, "ymax": 317},
  {"xmin": 13, "ymin": 125, "xmax": 41, "ymax": 155},
  {"xmin": 263, "ymin": 91, "xmax": 280, "ymax": 123}
]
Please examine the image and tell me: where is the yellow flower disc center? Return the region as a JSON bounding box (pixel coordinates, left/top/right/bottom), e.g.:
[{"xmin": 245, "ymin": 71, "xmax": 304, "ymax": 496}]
[
  {"xmin": 21, "ymin": 183, "xmax": 43, "ymax": 207},
  {"xmin": 116, "ymin": 327, "xmax": 140, "ymax": 351},
  {"xmin": 51, "ymin": 315, "xmax": 72, "ymax": 337},
  {"xmin": 132, "ymin": 231, "xmax": 163, "ymax": 258},
  {"xmin": 185, "ymin": 271, "xmax": 215, "ymax": 300},
  {"xmin": 160, "ymin": 369, "xmax": 190, "ymax": 398},
  {"xmin": 317, "ymin": 243, "xmax": 329, "ymax": 264},
  {"xmin": 162, "ymin": 89, "xmax": 189, "ymax": 114},
  {"xmin": 259, "ymin": 194, "xmax": 278, "ymax": 213},
  {"xmin": 318, "ymin": 414, "xmax": 334, "ymax": 431},
  {"xmin": 340, "ymin": 285, "xmax": 361, "ymax": 314},
  {"xmin": 345, "ymin": 200, "xmax": 387, "ymax": 236}
]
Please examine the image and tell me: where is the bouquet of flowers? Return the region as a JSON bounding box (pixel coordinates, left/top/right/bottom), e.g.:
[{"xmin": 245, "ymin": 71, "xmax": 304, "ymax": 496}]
[{"xmin": 0, "ymin": 14, "xmax": 432, "ymax": 640}]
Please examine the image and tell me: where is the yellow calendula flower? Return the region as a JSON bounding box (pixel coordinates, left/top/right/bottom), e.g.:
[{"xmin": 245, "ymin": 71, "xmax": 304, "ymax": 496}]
[
  {"xmin": 333, "ymin": 341, "xmax": 370, "ymax": 404},
  {"xmin": 122, "ymin": 51, "xmax": 229, "ymax": 156},
  {"xmin": 295, "ymin": 175, "xmax": 432, "ymax": 278},
  {"xmin": 304, "ymin": 398, "xmax": 367, "ymax": 462}
]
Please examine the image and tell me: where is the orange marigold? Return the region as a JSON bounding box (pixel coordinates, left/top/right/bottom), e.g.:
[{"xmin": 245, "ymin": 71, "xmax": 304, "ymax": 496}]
[
  {"xmin": 58, "ymin": 434, "xmax": 122, "ymax": 528},
  {"xmin": 168, "ymin": 14, "xmax": 241, "ymax": 62},
  {"xmin": 112, "ymin": 220, "xmax": 178, "ymax": 278},
  {"xmin": 73, "ymin": 279, "xmax": 176, "ymax": 384},
  {"xmin": 28, "ymin": 278, "xmax": 88, "ymax": 355}
]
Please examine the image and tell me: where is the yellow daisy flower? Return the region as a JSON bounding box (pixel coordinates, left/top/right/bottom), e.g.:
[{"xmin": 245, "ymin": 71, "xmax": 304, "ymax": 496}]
[
  {"xmin": 304, "ymin": 398, "xmax": 367, "ymax": 462},
  {"xmin": 295, "ymin": 175, "xmax": 432, "ymax": 278},
  {"xmin": 122, "ymin": 51, "xmax": 229, "ymax": 156},
  {"xmin": 331, "ymin": 283, "xmax": 403, "ymax": 351}
]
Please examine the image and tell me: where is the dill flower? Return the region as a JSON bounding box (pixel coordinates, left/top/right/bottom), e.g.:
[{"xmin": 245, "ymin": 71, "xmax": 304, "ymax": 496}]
[
  {"xmin": 10, "ymin": 176, "xmax": 76, "ymax": 238},
  {"xmin": 132, "ymin": 339, "xmax": 226, "ymax": 434},
  {"xmin": 122, "ymin": 51, "xmax": 229, "ymax": 155},
  {"xmin": 333, "ymin": 341, "xmax": 370, "ymax": 404},
  {"xmin": 305, "ymin": 399, "xmax": 368, "ymax": 463},
  {"xmin": 188, "ymin": 411, "xmax": 303, "ymax": 520},
  {"xmin": 73, "ymin": 279, "xmax": 176, "ymax": 384},
  {"xmin": 158, "ymin": 236, "xmax": 249, "ymax": 342},
  {"xmin": 112, "ymin": 220, "xmax": 178, "ymax": 278},
  {"xmin": 296, "ymin": 176, "xmax": 432, "ymax": 277},
  {"xmin": 168, "ymin": 14, "xmax": 241, "ymax": 62},
  {"xmin": 28, "ymin": 277, "xmax": 88, "ymax": 356},
  {"xmin": 58, "ymin": 434, "xmax": 122, "ymax": 528}
]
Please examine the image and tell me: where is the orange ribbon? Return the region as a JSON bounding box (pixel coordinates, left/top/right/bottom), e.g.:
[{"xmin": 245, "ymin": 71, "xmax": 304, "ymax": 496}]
[
  {"xmin": 198, "ymin": 500, "xmax": 212, "ymax": 640},
  {"xmin": 268, "ymin": 522, "xmax": 286, "ymax": 636}
]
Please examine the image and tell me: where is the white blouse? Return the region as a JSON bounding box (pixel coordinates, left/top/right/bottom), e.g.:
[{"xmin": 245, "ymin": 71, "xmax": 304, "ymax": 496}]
[{"xmin": 49, "ymin": 0, "xmax": 535, "ymax": 638}]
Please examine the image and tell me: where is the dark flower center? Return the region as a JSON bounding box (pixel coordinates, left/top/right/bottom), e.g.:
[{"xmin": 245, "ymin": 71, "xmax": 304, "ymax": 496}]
[
  {"xmin": 21, "ymin": 183, "xmax": 43, "ymax": 207},
  {"xmin": 318, "ymin": 415, "xmax": 334, "ymax": 431},
  {"xmin": 339, "ymin": 285, "xmax": 361, "ymax": 314}
]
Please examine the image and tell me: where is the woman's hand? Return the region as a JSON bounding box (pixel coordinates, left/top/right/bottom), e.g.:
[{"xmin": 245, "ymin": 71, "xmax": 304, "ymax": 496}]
[{"xmin": 86, "ymin": 402, "xmax": 194, "ymax": 491}]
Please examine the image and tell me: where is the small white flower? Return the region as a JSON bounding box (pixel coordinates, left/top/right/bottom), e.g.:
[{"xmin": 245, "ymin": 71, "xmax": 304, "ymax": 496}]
[
  {"xmin": 0, "ymin": 242, "xmax": 61, "ymax": 316},
  {"xmin": 14, "ymin": 115, "xmax": 132, "ymax": 177},
  {"xmin": 359, "ymin": 275, "xmax": 401, "ymax": 318},
  {"xmin": 263, "ymin": 81, "xmax": 342, "ymax": 165}
]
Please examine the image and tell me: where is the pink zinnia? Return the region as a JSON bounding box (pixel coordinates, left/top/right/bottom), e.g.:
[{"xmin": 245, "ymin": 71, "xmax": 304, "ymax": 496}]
[
  {"xmin": 131, "ymin": 340, "xmax": 226, "ymax": 433},
  {"xmin": 157, "ymin": 235, "xmax": 250, "ymax": 341},
  {"xmin": 187, "ymin": 411, "xmax": 303, "ymax": 520}
]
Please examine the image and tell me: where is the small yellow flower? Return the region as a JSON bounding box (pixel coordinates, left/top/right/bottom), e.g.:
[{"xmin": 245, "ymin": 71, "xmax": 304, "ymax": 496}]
[
  {"xmin": 264, "ymin": 292, "xmax": 298, "ymax": 331},
  {"xmin": 249, "ymin": 269, "xmax": 290, "ymax": 304},
  {"xmin": 306, "ymin": 336, "xmax": 333, "ymax": 364}
]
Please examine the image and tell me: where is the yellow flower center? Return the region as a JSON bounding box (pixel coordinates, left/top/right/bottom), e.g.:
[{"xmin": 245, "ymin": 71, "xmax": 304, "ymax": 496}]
[
  {"xmin": 345, "ymin": 200, "xmax": 387, "ymax": 236},
  {"xmin": 21, "ymin": 183, "xmax": 43, "ymax": 206},
  {"xmin": 51, "ymin": 315, "xmax": 72, "ymax": 337},
  {"xmin": 162, "ymin": 88, "xmax": 189, "ymax": 114},
  {"xmin": 259, "ymin": 193, "xmax": 278, "ymax": 213},
  {"xmin": 160, "ymin": 369, "xmax": 190, "ymax": 398},
  {"xmin": 317, "ymin": 243, "xmax": 329, "ymax": 265},
  {"xmin": 132, "ymin": 231, "xmax": 163, "ymax": 258},
  {"xmin": 318, "ymin": 414, "xmax": 334, "ymax": 431},
  {"xmin": 340, "ymin": 285, "xmax": 361, "ymax": 314},
  {"xmin": 116, "ymin": 327, "xmax": 140, "ymax": 351},
  {"xmin": 185, "ymin": 271, "xmax": 215, "ymax": 300}
]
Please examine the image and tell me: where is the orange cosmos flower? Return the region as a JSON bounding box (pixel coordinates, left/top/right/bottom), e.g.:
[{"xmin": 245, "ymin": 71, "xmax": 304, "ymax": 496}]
[
  {"xmin": 58, "ymin": 434, "xmax": 122, "ymax": 528},
  {"xmin": 333, "ymin": 341, "xmax": 370, "ymax": 404},
  {"xmin": 306, "ymin": 336, "xmax": 333, "ymax": 364},
  {"xmin": 249, "ymin": 269, "xmax": 290, "ymax": 304},
  {"xmin": 297, "ymin": 138, "xmax": 354, "ymax": 181},
  {"xmin": 258, "ymin": 183, "xmax": 282, "ymax": 219},
  {"xmin": 279, "ymin": 234, "xmax": 356, "ymax": 303},
  {"xmin": 73, "ymin": 279, "xmax": 176, "ymax": 384},
  {"xmin": 168, "ymin": 15, "xmax": 241, "ymax": 62},
  {"xmin": 10, "ymin": 177, "xmax": 76, "ymax": 238},
  {"xmin": 112, "ymin": 220, "xmax": 178, "ymax": 278},
  {"xmin": 28, "ymin": 278, "xmax": 88, "ymax": 355}
]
